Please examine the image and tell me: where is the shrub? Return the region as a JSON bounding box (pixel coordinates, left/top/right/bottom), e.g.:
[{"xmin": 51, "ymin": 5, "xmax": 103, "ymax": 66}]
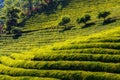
[
  {"xmin": 98, "ymin": 11, "xmax": 110, "ymax": 20},
  {"xmin": 12, "ymin": 27, "xmax": 22, "ymax": 39},
  {"xmin": 59, "ymin": 25, "xmax": 75, "ymax": 33},
  {"xmin": 76, "ymin": 14, "xmax": 91, "ymax": 25},
  {"xmin": 59, "ymin": 16, "xmax": 71, "ymax": 25},
  {"xmin": 98, "ymin": 11, "xmax": 111, "ymax": 24}
]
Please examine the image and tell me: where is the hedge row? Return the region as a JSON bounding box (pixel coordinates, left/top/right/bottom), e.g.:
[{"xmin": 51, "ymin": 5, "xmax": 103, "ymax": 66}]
[
  {"xmin": 10, "ymin": 53, "xmax": 120, "ymax": 63},
  {"xmin": 1, "ymin": 57, "xmax": 120, "ymax": 73},
  {"xmin": 0, "ymin": 75, "xmax": 60, "ymax": 80},
  {"xmin": 70, "ymin": 34, "xmax": 120, "ymax": 44},
  {"xmin": 52, "ymin": 43, "xmax": 120, "ymax": 50},
  {"xmin": 0, "ymin": 64, "xmax": 120, "ymax": 80},
  {"xmin": 98, "ymin": 37, "xmax": 120, "ymax": 42},
  {"xmin": 33, "ymin": 53, "xmax": 120, "ymax": 63},
  {"xmin": 53, "ymin": 48, "xmax": 120, "ymax": 54}
]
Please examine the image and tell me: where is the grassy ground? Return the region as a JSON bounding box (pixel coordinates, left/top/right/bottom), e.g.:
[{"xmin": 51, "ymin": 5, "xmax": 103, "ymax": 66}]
[{"xmin": 0, "ymin": 0, "xmax": 120, "ymax": 80}]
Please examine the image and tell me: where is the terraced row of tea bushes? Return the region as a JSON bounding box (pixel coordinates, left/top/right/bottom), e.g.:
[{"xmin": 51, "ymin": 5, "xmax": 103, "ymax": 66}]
[
  {"xmin": 10, "ymin": 53, "xmax": 120, "ymax": 63},
  {"xmin": 0, "ymin": 64, "xmax": 120, "ymax": 80},
  {"xmin": 1, "ymin": 56, "xmax": 120, "ymax": 73},
  {"xmin": 85, "ymin": 36, "xmax": 120, "ymax": 43},
  {"xmin": 53, "ymin": 48, "xmax": 120, "ymax": 54},
  {"xmin": 0, "ymin": 75, "xmax": 59, "ymax": 80},
  {"xmin": 0, "ymin": 26, "xmax": 120, "ymax": 80},
  {"xmin": 52, "ymin": 42, "xmax": 120, "ymax": 50}
]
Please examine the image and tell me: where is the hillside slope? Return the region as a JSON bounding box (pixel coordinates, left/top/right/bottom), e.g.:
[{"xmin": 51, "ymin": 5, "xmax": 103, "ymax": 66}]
[
  {"xmin": 0, "ymin": 0, "xmax": 120, "ymax": 79},
  {"xmin": 24, "ymin": 0, "xmax": 120, "ymax": 30},
  {"xmin": 1, "ymin": 25, "xmax": 120, "ymax": 80},
  {"xmin": 0, "ymin": 0, "xmax": 120, "ymax": 55}
]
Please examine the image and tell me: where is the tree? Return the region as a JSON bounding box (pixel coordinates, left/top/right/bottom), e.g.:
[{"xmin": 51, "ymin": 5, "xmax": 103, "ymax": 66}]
[
  {"xmin": 27, "ymin": 0, "xmax": 33, "ymax": 16},
  {"xmin": 5, "ymin": 7, "xmax": 20, "ymax": 34},
  {"xmin": 0, "ymin": 20, "xmax": 4, "ymax": 34},
  {"xmin": 77, "ymin": 14, "xmax": 91, "ymax": 25},
  {"xmin": 98, "ymin": 11, "xmax": 110, "ymax": 22},
  {"xmin": 59, "ymin": 16, "xmax": 71, "ymax": 25},
  {"xmin": 45, "ymin": 0, "xmax": 53, "ymax": 4},
  {"xmin": 12, "ymin": 27, "xmax": 22, "ymax": 39}
]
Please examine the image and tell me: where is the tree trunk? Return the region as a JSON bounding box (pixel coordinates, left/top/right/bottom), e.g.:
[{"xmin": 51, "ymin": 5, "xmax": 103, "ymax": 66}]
[
  {"xmin": 28, "ymin": 0, "xmax": 32, "ymax": 15},
  {"xmin": 84, "ymin": 22, "xmax": 87, "ymax": 25},
  {"xmin": 104, "ymin": 18, "xmax": 106, "ymax": 22}
]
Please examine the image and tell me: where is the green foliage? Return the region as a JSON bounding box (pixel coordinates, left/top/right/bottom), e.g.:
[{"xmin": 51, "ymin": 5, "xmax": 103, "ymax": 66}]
[
  {"xmin": 33, "ymin": 54, "xmax": 120, "ymax": 63},
  {"xmin": 12, "ymin": 27, "xmax": 22, "ymax": 39},
  {"xmin": 0, "ymin": 64, "xmax": 120, "ymax": 80},
  {"xmin": 0, "ymin": 19, "xmax": 4, "ymax": 29},
  {"xmin": 4, "ymin": 7, "xmax": 21, "ymax": 34},
  {"xmin": 12, "ymin": 27, "xmax": 22, "ymax": 34},
  {"xmin": 0, "ymin": 0, "xmax": 120, "ymax": 79},
  {"xmin": 98, "ymin": 11, "xmax": 113, "ymax": 25},
  {"xmin": 0, "ymin": 75, "xmax": 59, "ymax": 80},
  {"xmin": 2, "ymin": 56, "xmax": 120, "ymax": 74},
  {"xmin": 59, "ymin": 16, "xmax": 71, "ymax": 25},
  {"xmin": 98, "ymin": 11, "xmax": 111, "ymax": 20},
  {"xmin": 77, "ymin": 14, "xmax": 91, "ymax": 25},
  {"xmin": 52, "ymin": 43, "xmax": 120, "ymax": 50}
]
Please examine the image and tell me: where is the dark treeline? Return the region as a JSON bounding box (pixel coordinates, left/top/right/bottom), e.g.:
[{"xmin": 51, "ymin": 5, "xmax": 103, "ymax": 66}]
[{"xmin": 0, "ymin": 0, "xmax": 69, "ymax": 38}]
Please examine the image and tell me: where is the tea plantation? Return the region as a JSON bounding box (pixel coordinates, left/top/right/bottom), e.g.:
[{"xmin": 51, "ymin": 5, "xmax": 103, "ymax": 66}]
[{"xmin": 0, "ymin": 0, "xmax": 120, "ymax": 80}]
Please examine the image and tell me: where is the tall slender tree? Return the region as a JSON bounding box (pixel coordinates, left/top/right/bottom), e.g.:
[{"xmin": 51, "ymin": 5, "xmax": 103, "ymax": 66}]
[{"xmin": 28, "ymin": 0, "xmax": 32, "ymax": 12}]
